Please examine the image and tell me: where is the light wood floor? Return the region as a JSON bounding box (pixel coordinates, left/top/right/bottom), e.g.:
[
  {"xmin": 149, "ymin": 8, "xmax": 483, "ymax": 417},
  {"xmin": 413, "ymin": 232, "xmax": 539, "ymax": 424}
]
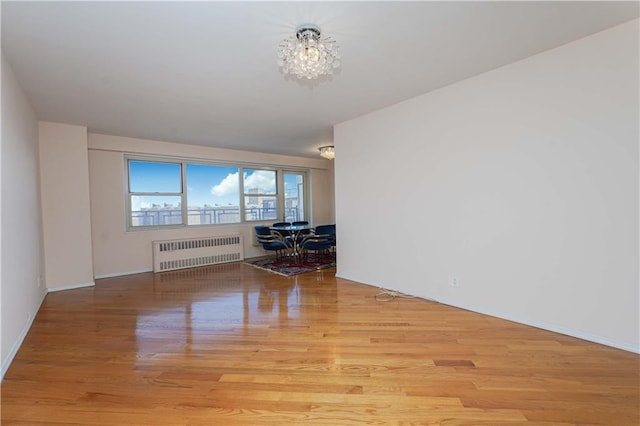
[{"xmin": 2, "ymin": 262, "xmax": 638, "ymax": 425}]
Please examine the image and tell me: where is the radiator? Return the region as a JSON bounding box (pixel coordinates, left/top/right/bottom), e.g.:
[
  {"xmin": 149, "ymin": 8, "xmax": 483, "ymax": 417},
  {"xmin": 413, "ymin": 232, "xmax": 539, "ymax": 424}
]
[{"xmin": 152, "ymin": 235, "xmax": 244, "ymax": 272}]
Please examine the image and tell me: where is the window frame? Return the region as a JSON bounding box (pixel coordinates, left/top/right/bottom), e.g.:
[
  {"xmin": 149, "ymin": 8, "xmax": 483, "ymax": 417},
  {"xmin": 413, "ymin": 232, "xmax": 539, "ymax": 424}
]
[
  {"xmin": 282, "ymin": 171, "xmax": 307, "ymax": 223},
  {"xmin": 242, "ymin": 168, "xmax": 279, "ymax": 223},
  {"xmin": 126, "ymin": 158, "xmax": 184, "ymax": 229},
  {"xmin": 185, "ymin": 161, "xmax": 242, "ymax": 226},
  {"xmin": 124, "ymin": 154, "xmax": 308, "ymax": 231}
]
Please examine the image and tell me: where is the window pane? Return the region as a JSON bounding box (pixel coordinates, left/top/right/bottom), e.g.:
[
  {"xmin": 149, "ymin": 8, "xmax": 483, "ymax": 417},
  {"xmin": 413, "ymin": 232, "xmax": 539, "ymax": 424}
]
[
  {"xmin": 130, "ymin": 195, "xmax": 182, "ymax": 226},
  {"xmin": 243, "ymin": 169, "xmax": 276, "ymax": 195},
  {"xmin": 244, "ymin": 196, "xmax": 277, "ymax": 221},
  {"xmin": 284, "ymin": 173, "xmax": 305, "ymax": 222},
  {"xmin": 129, "ymin": 161, "xmax": 181, "ymax": 193},
  {"xmin": 186, "ymin": 164, "xmax": 240, "ymax": 225}
]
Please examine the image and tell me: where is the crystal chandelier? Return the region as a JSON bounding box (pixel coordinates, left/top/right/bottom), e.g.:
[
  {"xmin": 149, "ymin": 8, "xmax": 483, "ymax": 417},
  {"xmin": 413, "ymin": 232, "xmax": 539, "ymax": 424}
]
[
  {"xmin": 277, "ymin": 25, "xmax": 340, "ymax": 80},
  {"xmin": 318, "ymin": 146, "xmax": 335, "ymax": 160}
]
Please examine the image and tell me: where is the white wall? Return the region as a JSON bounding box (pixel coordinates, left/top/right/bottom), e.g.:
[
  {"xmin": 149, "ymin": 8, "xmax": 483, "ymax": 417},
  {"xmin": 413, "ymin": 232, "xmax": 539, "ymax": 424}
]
[
  {"xmin": 311, "ymin": 159, "xmax": 335, "ymax": 226},
  {"xmin": 39, "ymin": 122, "xmax": 94, "ymax": 291},
  {"xmin": 335, "ymin": 20, "xmax": 639, "ymax": 352},
  {"xmin": 89, "ymin": 133, "xmax": 334, "ymax": 278},
  {"xmin": 1, "ymin": 54, "xmax": 47, "ymax": 378}
]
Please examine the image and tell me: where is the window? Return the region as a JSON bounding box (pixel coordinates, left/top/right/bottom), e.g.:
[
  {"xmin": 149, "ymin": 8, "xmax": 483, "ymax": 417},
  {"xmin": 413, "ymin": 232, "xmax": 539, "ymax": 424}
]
[
  {"xmin": 243, "ymin": 169, "xmax": 277, "ymax": 222},
  {"xmin": 284, "ymin": 172, "xmax": 305, "ymax": 222},
  {"xmin": 186, "ymin": 164, "xmax": 240, "ymax": 225},
  {"xmin": 128, "ymin": 160, "xmax": 183, "ymax": 227},
  {"xmin": 126, "ymin": 156, "xmax": 307, "ymax": 230}
]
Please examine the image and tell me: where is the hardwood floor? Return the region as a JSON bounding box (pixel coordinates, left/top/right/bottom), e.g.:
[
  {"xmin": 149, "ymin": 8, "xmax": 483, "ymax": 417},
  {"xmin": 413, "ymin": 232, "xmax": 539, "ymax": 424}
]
[{"xmin": 2, "ymin": 262, "xmax": 638, "ymax": 425}]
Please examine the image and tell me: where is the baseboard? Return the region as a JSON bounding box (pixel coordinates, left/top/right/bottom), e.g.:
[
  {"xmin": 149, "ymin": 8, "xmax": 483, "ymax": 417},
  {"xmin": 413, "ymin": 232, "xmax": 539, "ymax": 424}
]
[
  {"xmin": 94, "ymin": 269, "xmax": 152, "ymax": 279},
  {"xmin": 436, "ymin": 297, "xmax": 640, "ymax": 354},
  {"xmin": 47, "ymin": 281, "xmax": 95, "ymax": 292},
  {"xmin": 1, "ymin": 290, "xmax": 47, "ymax": 381},
  {"xmin": 334, "ymin": 273, "xmax": 639, "ymax": 354}
]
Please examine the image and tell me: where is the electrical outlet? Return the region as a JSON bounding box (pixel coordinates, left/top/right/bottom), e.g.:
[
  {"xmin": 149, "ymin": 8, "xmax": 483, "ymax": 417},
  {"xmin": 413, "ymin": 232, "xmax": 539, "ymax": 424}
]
[{"xmin": 448, "ymin": 275, "xmax": 459, "ymax": 287}]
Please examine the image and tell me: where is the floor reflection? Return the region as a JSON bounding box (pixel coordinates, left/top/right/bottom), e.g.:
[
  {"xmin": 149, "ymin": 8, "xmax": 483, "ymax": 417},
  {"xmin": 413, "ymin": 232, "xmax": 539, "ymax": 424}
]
[{"xmin": 127, "ymin": 262, "xmax": 338, "ymax": 362}]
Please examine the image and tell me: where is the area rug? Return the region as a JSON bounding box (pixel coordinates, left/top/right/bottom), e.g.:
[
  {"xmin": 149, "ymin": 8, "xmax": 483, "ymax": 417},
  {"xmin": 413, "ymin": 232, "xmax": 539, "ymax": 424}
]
[{"xmin": 245, "ymin": 253, "xmax": 336, "ymax": 276}]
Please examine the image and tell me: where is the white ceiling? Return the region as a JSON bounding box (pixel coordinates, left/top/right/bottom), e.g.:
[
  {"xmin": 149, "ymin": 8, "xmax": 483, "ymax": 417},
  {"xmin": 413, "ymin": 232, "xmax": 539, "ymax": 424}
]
[{"xmin": 2, "ymin": 1, "xmax": 638, "ymax": 158}]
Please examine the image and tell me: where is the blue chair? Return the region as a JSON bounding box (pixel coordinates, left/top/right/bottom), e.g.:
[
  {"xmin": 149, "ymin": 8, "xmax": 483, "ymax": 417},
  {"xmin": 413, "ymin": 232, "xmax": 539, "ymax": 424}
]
[
  {"xmin": 272, "ymin": 222, "xmax": 291, "ymax": 227},
  {"xmin": 314, "ymin": 224, "xmax": 336, "ymax": 251},
  {"xmin": 271, "ymin": 222, "xmax": 292, "ymax": 238},
  {"xmin": 301, "ymin": 224, "xmax": 335, "ymax": 257},
  {"xmin": 292, "ymin": 221, "xmax": 312, "ymax": 241},
  {"xmin": 255, "ymin": 226, "xmax": 290, "ymax": 259}
]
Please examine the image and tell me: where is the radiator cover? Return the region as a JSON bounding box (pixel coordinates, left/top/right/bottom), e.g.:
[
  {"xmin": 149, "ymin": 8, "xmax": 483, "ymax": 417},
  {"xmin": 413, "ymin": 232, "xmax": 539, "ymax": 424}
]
[{"xmin": 152, "ymin": 235, "xmax": 244, "ymax": 272}]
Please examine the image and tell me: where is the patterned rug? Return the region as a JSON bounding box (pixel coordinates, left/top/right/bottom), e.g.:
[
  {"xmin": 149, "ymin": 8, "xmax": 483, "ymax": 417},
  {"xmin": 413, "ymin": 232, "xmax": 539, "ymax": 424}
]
[{"xmin": 245, "ymin": 253, "xmax": 336, "ymax": 276}]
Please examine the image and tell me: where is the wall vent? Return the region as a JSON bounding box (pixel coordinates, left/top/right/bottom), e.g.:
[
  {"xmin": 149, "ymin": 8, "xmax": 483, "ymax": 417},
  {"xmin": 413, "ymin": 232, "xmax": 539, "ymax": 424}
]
[{"xmin": 152, "ymin": 235, "xmax": 244, "ymax": 272}]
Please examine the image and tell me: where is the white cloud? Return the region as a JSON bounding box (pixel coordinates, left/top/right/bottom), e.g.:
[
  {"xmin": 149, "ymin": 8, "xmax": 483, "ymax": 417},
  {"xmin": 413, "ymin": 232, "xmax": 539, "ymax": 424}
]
[
  {"xmin": 211, "ymin": 170, "xmax": 275, "ymax": 196},
  {"xmin": 244, "ymin": 170, "xmax": 275, "ymax": 192},
  {"xmin": 211, "ymin": 172, "xmax": 240, "ymax": 196}
]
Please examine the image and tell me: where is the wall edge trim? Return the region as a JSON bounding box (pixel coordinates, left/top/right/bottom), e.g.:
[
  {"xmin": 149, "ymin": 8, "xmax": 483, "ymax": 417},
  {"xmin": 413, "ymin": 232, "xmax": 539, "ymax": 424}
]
[
  {"xmin": 1, "ymin": 290, "xmax": 47, "ymax": 381},
  {"xmin": 47, "ymin": 281, "xmax": 95, "ymax": 292},
  {"xmin": 94, "ymin": 269, "xmax": 153, "ymax": 280},
  {"xmin": 436, "ymin": 296, "xmax": 640, "ymax": 354}
]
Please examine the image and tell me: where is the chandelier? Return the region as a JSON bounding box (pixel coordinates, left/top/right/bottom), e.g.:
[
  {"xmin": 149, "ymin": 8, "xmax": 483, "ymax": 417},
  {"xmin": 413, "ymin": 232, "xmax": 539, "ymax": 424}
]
[
  {"xmin": 318, "ymin": 146, "xmax": 335, "ymax": 160},
  {"xmin": 277, "ymin": 25, "xmax": 340, "ymax": 80}
]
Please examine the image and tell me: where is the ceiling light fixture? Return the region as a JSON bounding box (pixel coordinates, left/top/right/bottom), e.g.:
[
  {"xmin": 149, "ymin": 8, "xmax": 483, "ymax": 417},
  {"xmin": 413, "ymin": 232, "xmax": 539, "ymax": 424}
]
[
  {"xmin": 318, "ymin": 146, "xmax": 335, "ymax": 160},
  {"xmin": 277, "ymin": 25, "xmax": 340, "ymax": 80}
]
